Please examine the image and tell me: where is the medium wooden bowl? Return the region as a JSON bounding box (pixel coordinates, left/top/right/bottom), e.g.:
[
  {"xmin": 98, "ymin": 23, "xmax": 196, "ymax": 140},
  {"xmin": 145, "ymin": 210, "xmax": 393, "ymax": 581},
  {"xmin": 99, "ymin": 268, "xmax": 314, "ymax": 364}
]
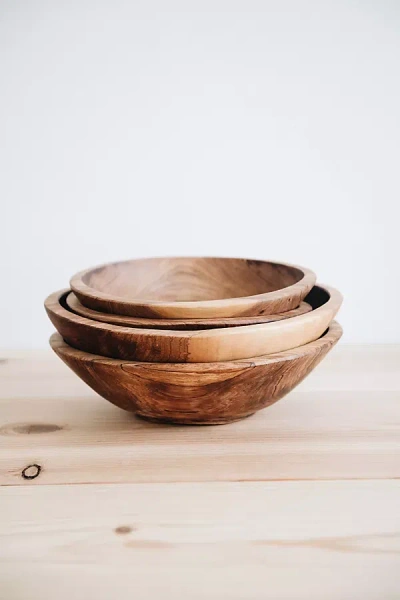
[
  {"xmin": 50, "ymin": 321, "xmax": 342, "ymax": 424},
  {"xmin": 45, "ymin": 285, "xmax": 342, "ymax": 363},
  {"xmin": 66, "ymin": 292, "xmax": 312, "ymax": 330},
  {"xmin": 70, "ymin": 257, "xmax": 316, "ymax": 319}
]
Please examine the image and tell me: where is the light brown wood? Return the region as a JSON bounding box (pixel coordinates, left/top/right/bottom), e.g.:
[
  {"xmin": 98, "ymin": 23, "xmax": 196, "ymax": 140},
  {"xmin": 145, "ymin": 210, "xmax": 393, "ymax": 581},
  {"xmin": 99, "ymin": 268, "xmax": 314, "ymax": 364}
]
[
  {"xmin": 1, "ymin": 346, "xmax": 399, "ymax": 600},
  {"xmin": 3, "ymin": 344, "xmax": 400, "ymax": 397},
  {"xmin": 70, "ymin": 257, "xmax": 316, "ymax": 318},
  {"xmin": 48, "ymin": 323, "xmax": 342, "ymax": 424},
  {"xmin": 45, "ymin": 285, "xmax": 342, "ymax": 362},
  {"xmin": 1, "ymin": 481, "xmax": 399, "ymax": 600},
  {"xmin": 66, "ymin": 292, "xmax": 312, "ymax": 329},
  {"xmin": 1, "ymin": 340, "xmax": 399, "ymax": 486},
  {"xmin": 2, "ymin": 388, "xmax": 399, "ymax": 485}
]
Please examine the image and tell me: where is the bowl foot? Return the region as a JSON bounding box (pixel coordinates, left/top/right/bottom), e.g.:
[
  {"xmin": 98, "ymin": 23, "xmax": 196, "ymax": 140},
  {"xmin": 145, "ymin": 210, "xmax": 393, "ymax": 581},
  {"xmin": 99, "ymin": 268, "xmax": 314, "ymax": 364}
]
[{"xmin": 134, "ymin": 412, "xmax": 256, "ymax": 426}]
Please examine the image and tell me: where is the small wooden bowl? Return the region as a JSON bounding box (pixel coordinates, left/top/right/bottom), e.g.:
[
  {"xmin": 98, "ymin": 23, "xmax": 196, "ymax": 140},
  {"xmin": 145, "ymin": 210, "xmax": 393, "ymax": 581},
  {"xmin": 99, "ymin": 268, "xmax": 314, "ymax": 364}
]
[
  {"xmin": 70, "ymin": 257, "xmax": 316, "ymax": 319},
  {"xmin": 45, "ymin": 285, "xmax": 342, "ymax": 363},
  {"xmin": 66, "ymin": 292, "xmax": 312, "ymax": 330},
  {"xmin": 50, "ymin": 321, "xmax": 342, "ymax": 425}
]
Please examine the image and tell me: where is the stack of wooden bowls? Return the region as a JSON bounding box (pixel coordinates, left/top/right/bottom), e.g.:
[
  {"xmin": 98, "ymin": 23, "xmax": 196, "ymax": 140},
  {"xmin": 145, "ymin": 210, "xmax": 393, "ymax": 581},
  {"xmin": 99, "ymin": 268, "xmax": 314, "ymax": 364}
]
[{"xmin": 45, "ymin": 257, "xmax": 343, "ymax": 425}]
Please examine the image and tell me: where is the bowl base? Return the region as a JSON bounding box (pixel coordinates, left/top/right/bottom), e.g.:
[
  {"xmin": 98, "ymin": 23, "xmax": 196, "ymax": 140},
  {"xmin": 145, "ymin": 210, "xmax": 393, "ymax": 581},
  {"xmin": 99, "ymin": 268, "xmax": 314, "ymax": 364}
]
[{"xmin": 135, "ymin": 412, "xmax": 256, "ymax": 426}]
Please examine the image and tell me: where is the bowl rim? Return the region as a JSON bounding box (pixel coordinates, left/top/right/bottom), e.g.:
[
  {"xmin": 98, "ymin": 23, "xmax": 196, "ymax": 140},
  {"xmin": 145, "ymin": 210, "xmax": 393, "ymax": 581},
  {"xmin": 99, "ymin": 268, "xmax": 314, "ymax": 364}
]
[
  {"xmin": 66, "ymin": 291, "xmax": 313, "ymax": 329},
  {"xmin": 45, "ymin": 284, "xmax": 342, "ymax": 341},
  {"xmin": 50, "ymin": 320, "xmax": 343, "ymax": 370},
  {"xmin": 70, "ymin": 256, "xmax": 316, "ymax": 312}
]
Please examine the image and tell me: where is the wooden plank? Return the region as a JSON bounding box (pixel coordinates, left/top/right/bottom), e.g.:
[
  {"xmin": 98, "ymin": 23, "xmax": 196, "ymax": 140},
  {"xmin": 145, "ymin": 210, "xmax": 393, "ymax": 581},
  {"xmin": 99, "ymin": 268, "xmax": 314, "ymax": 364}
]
[
  {"xmin": 1, "ymin": 347, "xmax": 399, "ymax": 599},
  {"xmin": 1, "ymin": 348, "xmax": 399, "ymax": 485},
  {"xmin": 0, "ymin": 480, "xmax": 399, "ymax": 600},
  {"xmin": 1, "ymin": 388, "xmax": 399, "ymax": 485}
]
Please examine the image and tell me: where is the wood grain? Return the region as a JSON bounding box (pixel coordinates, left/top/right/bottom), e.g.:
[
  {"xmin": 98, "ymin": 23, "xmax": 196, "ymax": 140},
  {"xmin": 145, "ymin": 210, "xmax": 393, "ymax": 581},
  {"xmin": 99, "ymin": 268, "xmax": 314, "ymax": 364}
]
[
  {"xmin": 66, "ymin": 292, "xmax": 312, "ymax": 329},
  {"xmin": 1, "ymin": 337, "xmax": 399, "ymax": 487},
  {"xmin": 1, "ymin": 389, "xmax": 398, "ymax": 485},
  {"xmin": 1, "ymin": 345, "xmax": 399, "ymax": 600},
  {"xmin": 1, "ymin": 481, "xmax": 399, "ymax": 600},
  {"xmin": 3, "ymin": 344, "xmax": 398, "ymax": 399},
  {"xmin": 70, "ymin": 257, "xmax": 316, "ymax": 318},
  {"xmin": 48, "ymin": 322, "xmax": 342, "ymax": 424},
  {"xmin": 45, "ymin": 285, "xmax": 342, "ymax": 363}
]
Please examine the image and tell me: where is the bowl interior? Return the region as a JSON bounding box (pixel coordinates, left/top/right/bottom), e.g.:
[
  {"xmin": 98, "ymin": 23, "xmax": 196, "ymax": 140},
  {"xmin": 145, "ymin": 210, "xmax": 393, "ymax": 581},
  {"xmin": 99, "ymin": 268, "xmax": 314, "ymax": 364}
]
[
  {"xmin": 304, "ymin": 285, "xmax": 329, "ymax": 309},
  {"xmin": 81, "ymin": 257, "xmax": 305, "ymax": 303}
]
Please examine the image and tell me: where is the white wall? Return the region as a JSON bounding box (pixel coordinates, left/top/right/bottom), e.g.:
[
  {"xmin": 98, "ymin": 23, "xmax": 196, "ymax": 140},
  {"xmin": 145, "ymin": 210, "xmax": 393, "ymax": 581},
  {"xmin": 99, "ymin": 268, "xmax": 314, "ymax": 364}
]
[{"xmin": 1, "ymin": 0, "xmax": 399, "ymax": 349}]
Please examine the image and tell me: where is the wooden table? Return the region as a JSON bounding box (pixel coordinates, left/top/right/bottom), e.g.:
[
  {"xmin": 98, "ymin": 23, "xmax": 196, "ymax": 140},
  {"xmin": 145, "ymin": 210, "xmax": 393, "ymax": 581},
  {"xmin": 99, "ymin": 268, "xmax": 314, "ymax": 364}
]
[{"xmin": 1, "ymin": 345, "xmax": 399, "ymax": 599}]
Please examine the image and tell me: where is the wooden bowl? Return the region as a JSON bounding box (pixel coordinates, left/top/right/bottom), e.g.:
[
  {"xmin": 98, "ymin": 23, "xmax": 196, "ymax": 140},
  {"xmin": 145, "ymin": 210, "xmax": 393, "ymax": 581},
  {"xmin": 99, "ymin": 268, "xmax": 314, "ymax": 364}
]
[
  {"xmin": 70, "ymin": 257, "xmax": 316, "ymax": 319},
  {"xmin": 45, "ymin": 285, "xmax": 342, "ymax": 363},
  {"xmin": 49, "ymin": 321, "xmax": 342, "ymax": 424},
  {"xmin": 66, "ymin": 292, "xmax": 312, "ymax": 330}
]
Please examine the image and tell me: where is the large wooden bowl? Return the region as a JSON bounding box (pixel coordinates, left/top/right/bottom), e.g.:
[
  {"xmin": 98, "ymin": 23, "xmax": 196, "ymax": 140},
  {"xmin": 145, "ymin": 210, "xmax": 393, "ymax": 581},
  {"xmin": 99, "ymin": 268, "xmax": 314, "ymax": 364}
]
[
  {"xmin": 66, "ymin": 292, "xmax": 312, "ymax": 330},
  {"xmin": 70, "ymin": 257, "xmax": 316, "ymax": 319},
  {"xmin": 50, "ymin": 322, "xmax": 342, "ymax": 424},
  {"xmin": 45, "ymin": 285, "xmax": 342, "ymax": 363}
]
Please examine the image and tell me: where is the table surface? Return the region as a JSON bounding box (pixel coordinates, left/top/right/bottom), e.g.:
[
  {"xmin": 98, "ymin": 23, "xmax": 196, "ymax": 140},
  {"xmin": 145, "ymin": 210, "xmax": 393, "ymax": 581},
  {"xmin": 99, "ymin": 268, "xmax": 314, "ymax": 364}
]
[{"xmin": 0, "ymin": 344, "xmax": 399, "ymax": 599}]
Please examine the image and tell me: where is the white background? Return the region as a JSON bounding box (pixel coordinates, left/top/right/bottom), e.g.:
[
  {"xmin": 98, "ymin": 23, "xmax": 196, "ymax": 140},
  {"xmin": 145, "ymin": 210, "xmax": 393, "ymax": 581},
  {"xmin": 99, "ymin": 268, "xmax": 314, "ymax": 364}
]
[{"xmin": 1, "ymin": 0, "xmax": 399, "ymax": 349}]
